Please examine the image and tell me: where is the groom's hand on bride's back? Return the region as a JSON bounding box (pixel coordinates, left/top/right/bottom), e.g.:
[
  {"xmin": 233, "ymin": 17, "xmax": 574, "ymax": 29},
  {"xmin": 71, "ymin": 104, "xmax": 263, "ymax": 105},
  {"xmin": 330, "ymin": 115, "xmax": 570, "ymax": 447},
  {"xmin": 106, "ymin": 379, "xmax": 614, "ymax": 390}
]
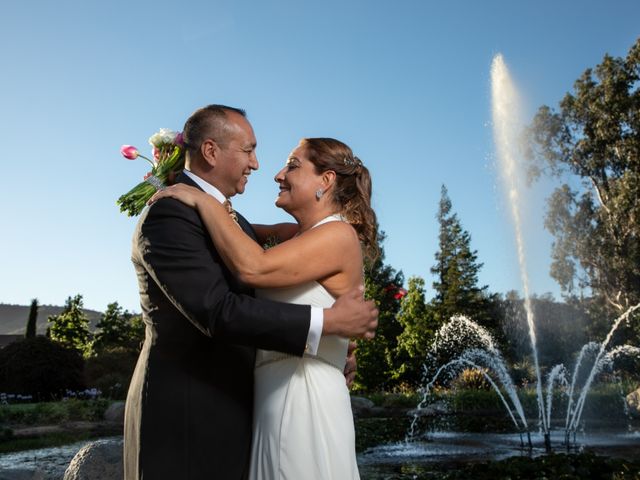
[{"xmin": 323, "ymin": 285, "xmax": 378, "ymax": 339}]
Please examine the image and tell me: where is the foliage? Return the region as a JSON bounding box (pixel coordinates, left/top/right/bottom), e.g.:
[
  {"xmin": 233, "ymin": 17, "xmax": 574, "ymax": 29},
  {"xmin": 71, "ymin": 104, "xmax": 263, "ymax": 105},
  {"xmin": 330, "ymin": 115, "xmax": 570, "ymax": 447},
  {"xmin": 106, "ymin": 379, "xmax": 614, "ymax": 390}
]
[
  {"xmin": 430, "ymin": 185, "xmax": 499, "ymax": 334},
  {"xmin": 25, "ymin": 298, "xmax": 38, "ymax": 339},
  {"xmin": 392, "ymin": 277, "xmax": 436, "ymax": 387},
  {"xmin": 525, "ymin": 38, "xmax": 640, "ymax": 322},
  {"xmin": 83, "ymin": 302, "xmax": 144, "ymax": 399},
  {"xmin": 498, "ymin": 291, "xmax": 591, "ymax": 366},
  {"xmin": 84, "ymin": 349, "xmax": 139, "ymax": 399},
  {"xmin": 509, "ymin": 358, "xmax": 538, "ymax": 388},
  {"xmin": 353, "ymin": 231, "xmax": 404, "ymax": 392},
  {"xmin": 89, "ymin": 302, "xmax": 144, "ymax": 355},
  {"xmin": 425, "ymin": 453, "xmax": 640, "ymax": 480},
  {"xmin": 47, "ymin": 294, "xmax": 92, "ymax": 355},
  {"xmin": 0, "ymin": 337, "xmax": 84, "ymax": 400},
  {"xmin": 450, "ymin": 368, "xmax": 491, "ymax": 390},
  {"xmin": 0, "ymin": 398, "xmax": 110, "ymax": 426}
]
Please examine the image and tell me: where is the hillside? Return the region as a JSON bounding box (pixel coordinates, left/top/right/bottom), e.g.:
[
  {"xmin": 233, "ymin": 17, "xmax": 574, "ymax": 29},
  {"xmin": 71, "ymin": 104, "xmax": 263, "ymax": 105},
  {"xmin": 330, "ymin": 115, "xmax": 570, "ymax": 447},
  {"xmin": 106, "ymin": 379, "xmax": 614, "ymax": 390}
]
[{"xmin": 0, "ymin": 303, "xmax": 103, "ymax": 335}]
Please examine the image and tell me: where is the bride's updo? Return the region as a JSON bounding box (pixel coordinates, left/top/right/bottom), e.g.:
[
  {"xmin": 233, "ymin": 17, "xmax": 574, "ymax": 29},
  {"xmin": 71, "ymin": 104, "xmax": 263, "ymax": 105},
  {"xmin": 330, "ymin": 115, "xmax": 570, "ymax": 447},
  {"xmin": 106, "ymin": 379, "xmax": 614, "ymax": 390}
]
[{"xmin": 300, "ymin": 138, "xmax": 379, "ymax": 261}]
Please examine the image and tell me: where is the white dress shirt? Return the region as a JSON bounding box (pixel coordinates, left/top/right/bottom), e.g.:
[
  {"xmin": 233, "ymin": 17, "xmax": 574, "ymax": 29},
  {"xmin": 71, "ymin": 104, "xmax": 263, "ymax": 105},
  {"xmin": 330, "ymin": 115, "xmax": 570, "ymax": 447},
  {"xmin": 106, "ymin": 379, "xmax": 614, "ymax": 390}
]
[{"xmin": 183, "ymin": 169, "xmax": 323, "ymax": 355}]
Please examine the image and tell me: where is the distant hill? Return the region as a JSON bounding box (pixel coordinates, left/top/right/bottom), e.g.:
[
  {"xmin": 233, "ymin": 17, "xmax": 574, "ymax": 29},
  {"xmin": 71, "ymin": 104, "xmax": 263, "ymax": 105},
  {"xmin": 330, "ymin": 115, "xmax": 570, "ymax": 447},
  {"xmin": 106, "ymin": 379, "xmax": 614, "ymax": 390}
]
[{"xmin": 0, "ymin": 303, "xmax": 103, "ymax": 335}]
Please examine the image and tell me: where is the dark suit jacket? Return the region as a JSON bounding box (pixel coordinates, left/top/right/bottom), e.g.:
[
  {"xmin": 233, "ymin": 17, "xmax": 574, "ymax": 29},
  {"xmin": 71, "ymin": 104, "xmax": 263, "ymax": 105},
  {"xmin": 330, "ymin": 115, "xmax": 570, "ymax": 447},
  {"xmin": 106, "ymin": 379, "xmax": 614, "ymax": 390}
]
[{"xmin": 124, "ymin": 173, "xmax": 310, "ymax": 480}]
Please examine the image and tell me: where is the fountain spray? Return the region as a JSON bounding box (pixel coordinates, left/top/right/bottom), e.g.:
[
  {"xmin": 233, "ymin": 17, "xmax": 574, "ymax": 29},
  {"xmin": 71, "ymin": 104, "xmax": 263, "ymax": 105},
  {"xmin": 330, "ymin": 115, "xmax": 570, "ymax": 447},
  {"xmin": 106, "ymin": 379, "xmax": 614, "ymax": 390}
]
[{"xmin": 490, "ymin": 54, "xmax": 550, "ymax": 449}]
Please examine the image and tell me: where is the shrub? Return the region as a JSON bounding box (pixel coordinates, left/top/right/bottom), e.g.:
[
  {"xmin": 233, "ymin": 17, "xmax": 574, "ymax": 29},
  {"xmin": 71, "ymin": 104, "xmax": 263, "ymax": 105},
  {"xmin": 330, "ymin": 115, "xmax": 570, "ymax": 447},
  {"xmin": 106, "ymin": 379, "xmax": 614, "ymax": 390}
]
[
  {"xmin": 84, "ymin": 348, "xmax": 139, "ymax": 399},
  {"xmin": 510, "ymin": 358, "xmax": 538, "ymax": 387},
  {"xmin": 0, "ymin": 337, "xmax": 84, "ymax": 400},
  {"xmin": 451, "ymin": 368, "xmax": 491, "ymax": 390}
]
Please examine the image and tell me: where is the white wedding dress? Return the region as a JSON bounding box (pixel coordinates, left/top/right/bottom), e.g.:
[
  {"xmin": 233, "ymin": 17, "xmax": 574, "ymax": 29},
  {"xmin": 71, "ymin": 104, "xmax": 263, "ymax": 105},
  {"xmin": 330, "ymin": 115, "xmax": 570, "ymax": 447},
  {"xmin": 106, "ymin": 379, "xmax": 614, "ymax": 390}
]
[{"xmin": 249, "ymin": 215, "xmax": 360, "ymax": 480}]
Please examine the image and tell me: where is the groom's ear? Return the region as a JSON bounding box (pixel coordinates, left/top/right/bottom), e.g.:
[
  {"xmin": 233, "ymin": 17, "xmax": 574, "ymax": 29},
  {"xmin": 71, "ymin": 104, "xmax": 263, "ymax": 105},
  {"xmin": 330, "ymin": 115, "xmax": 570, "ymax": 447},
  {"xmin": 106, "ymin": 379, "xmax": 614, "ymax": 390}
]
[{"xmin": 200, "ymin": 139, "xmax": 220, "ymax": 168}]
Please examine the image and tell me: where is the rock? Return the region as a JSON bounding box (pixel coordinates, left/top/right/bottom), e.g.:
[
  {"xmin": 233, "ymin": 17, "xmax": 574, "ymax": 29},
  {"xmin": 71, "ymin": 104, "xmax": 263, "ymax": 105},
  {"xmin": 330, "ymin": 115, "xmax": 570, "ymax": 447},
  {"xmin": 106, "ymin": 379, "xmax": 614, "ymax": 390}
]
[
  {"xmin": 63, "ymin": 439, "xmax": 123, "ymax": 480},
  {"xmin": 0, "ymin": 470, "xmax": 44, "ymax": 480},
  {"xmin": 350, "ymin": 395, "xmax": 375, "ymax": 417},
  {"xmin": 626, "ymin": 387, "xmax": 640, "ymax": 418},
  {"xmin": 407, "ymin": 400, "xmax": 449, "ymax": 417},
  {"xmin": 103, "ymin": 401, "xmax": 125, "ymax": 424}
]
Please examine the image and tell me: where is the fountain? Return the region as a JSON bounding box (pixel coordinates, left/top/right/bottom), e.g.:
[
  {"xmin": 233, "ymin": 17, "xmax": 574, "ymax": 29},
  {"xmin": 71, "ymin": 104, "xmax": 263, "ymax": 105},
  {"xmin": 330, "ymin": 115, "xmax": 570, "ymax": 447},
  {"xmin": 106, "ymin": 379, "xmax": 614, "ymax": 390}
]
[{"xmin": 358, "ymin": 55, "xmax": 640, "ymax": 477}]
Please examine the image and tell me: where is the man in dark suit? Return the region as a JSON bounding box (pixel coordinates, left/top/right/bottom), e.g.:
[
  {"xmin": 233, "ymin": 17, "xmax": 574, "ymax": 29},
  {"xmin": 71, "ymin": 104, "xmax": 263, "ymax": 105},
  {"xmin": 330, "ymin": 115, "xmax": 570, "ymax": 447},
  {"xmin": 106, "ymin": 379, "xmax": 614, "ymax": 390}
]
[{"xmin": 124, "ymin": 105, "xmax": 378, "ymax": 479}]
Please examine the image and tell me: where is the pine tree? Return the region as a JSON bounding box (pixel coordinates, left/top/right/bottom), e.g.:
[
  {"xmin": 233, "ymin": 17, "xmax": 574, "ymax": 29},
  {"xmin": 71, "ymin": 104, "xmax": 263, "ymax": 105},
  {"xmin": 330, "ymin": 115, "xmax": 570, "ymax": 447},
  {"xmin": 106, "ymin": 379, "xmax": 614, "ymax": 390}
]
[
  {"xmin": 48, "ymin": 294, "xmax": 92, "ymax": 354},
  {"xmin": 25, "ymin": 298, "xmax": 39, "ymax": 338},
  {"xmin": 431, "ymin": 185, "xmax": 491, "ymax": 327}
]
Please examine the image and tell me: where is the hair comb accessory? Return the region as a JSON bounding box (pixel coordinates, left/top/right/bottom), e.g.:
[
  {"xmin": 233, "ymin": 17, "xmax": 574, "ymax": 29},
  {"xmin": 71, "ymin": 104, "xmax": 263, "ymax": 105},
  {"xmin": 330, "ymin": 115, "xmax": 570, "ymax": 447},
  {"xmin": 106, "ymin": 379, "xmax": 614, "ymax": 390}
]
[{"xmin": 343, "ymin": 155, "xmax": 363, "ymax": 168}]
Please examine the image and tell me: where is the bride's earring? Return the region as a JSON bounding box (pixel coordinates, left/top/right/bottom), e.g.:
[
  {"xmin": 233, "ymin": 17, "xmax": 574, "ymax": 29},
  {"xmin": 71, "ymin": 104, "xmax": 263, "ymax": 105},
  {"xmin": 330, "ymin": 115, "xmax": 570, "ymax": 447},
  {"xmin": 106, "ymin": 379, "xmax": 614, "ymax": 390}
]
[{"xmin": 315, "ymin": 189, "xmax": 324, "ymax": 200}]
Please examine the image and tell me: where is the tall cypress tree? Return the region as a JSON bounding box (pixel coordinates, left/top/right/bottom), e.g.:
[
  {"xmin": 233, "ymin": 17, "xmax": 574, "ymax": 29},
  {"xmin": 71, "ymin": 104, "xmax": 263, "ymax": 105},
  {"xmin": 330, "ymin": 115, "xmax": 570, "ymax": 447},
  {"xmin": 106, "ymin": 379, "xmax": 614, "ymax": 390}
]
[
  {"xmin": 25, "ymin": 298, "xmax": 39, "ymax": 338},
  {"xmin": 431, "ymin": 185, "xmax": 490, "ymax": 327}
]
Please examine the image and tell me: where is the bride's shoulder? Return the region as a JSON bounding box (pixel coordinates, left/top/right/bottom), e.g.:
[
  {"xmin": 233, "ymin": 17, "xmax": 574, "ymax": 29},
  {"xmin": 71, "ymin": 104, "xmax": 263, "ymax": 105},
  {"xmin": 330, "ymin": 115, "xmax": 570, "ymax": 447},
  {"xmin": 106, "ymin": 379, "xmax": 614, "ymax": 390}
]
[{"xmin": 310, "ymin": 219, "xmax": 359, "ymax": 245}]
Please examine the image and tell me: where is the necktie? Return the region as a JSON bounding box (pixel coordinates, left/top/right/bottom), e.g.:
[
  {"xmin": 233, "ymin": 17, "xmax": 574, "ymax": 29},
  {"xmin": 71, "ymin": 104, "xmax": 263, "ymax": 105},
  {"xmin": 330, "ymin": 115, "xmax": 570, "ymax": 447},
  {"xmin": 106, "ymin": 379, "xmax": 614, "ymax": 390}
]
[{"xmin": 223, "ymin": 199, "xmax": 239, "ymax": 225}]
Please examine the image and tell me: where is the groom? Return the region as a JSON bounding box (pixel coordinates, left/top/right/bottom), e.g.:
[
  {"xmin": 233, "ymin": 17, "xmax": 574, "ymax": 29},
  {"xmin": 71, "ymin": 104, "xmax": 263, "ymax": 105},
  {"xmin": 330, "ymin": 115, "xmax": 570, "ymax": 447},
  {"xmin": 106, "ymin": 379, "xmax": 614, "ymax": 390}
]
[{"xmin": 124, "ymin": 105, "xmax": 378, "ymax": 479}]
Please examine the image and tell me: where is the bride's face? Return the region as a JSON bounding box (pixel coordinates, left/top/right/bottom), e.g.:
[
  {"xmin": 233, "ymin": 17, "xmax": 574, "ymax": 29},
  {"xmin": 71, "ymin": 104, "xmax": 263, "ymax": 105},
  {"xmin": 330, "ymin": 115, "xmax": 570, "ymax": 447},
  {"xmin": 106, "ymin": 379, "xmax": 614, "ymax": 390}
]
[{"xmin": 274, "ymin": 144, "xmax": 323, "ymax": 212}]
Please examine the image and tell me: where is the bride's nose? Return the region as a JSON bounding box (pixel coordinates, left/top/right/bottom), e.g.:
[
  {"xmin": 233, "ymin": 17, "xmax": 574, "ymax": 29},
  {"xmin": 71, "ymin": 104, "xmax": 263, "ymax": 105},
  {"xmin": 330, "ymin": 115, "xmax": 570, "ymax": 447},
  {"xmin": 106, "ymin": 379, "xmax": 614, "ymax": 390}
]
[{"xmin": 274, "ymin": 166, "xmax": 286, "ymax": 183}]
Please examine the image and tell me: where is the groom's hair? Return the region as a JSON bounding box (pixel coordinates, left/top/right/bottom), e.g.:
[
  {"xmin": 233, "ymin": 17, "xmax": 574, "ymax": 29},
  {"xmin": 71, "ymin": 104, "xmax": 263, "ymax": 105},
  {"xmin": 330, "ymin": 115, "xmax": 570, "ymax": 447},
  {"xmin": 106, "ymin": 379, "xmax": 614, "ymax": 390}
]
[{"xmin": 183, "ymin": 105, "xmax": 247, "ymax": 158}]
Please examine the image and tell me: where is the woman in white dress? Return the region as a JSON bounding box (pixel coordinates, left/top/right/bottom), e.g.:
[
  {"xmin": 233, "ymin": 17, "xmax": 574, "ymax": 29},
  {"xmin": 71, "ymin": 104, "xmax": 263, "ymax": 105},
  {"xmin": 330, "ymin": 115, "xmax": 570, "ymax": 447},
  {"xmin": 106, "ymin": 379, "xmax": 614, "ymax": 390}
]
[{"xmin": 150, "ymin": 137, "xmax": 378, "ymax": 479}]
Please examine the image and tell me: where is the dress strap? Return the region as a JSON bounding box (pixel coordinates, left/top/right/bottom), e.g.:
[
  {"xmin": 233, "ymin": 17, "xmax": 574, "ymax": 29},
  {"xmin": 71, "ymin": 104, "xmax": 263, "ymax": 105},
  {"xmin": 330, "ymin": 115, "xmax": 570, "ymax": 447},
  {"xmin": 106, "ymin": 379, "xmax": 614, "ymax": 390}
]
[{"xmin": 311, "ymin": 213, "xmax": 346, "ymax": 229}]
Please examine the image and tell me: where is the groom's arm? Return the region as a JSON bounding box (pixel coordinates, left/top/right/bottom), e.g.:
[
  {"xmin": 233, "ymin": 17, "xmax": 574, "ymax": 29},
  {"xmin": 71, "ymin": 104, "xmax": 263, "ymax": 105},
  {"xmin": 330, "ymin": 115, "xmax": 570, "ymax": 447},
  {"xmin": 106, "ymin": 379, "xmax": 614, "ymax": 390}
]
[{"xmin": 137, "ymin": 198, "xmax": 310, "ymax": 355}]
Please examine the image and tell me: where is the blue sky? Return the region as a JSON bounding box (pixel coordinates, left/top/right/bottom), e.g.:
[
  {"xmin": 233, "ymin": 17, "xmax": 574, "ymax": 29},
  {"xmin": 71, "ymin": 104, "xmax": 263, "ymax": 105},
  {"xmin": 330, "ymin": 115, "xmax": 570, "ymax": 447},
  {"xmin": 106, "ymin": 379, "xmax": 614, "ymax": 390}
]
[{"xmin": 1, "ymin": 0, "xmax": 638, "ymax": 312}]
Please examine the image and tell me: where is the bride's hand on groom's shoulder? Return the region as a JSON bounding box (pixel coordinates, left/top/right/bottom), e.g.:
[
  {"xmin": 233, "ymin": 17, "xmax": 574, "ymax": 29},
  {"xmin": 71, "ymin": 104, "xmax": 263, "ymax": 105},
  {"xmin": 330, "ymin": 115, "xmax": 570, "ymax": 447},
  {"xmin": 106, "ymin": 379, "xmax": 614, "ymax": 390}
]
[{"xmin": 149, "ymin": 184, "xmax": 206, "ymax": 209}]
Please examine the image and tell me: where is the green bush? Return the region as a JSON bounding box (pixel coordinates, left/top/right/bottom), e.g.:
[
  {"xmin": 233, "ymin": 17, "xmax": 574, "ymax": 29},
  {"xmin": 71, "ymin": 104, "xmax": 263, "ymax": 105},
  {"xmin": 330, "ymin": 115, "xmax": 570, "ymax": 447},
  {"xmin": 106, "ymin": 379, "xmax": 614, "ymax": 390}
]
[
  {"xmin": 0, "ymin": 399, "xmax": 110, "ymax": 426},
  {"xmin": 0, "ymin": 337, "xmax": 84, "ymax": 400},
  {"xmin": 450, "ymin": 368, "xmax": 491, "ymax": 390},
  {"xmin": 84, "ymin": 348, "xmax": 139, "ymax": 399}
]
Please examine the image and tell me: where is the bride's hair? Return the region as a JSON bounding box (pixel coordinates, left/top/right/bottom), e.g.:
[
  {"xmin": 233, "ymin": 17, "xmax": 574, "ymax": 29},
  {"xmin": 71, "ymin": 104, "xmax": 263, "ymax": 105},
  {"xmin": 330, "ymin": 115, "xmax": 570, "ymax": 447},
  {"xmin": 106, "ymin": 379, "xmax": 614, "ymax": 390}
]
[{"xmin": 300, "ymin": 138, "xmax": 379, "ymax": 261}]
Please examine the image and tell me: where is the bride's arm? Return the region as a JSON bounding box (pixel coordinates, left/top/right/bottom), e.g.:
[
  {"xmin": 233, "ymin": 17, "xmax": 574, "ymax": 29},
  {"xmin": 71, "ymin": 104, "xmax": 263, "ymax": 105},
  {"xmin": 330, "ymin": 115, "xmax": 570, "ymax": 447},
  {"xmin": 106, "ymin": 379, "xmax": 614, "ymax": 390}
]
[
  {"xmin": 251, "ymin": 223, "xmax": 299, "ymax": 246},
  {"xmin": 149, "ymin": 184, "xmax": 361, "ymax": 289}
]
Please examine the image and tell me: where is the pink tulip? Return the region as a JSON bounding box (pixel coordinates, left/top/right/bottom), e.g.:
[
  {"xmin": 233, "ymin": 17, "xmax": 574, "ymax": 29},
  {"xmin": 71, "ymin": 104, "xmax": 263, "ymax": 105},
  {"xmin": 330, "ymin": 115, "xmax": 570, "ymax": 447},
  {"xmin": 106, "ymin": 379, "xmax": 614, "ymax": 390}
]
[
  {"xmin": 120, "ymin": 144, "xmax": 155, "ymax": 168},
  {"xmin": 175, "ymin": 132, "xmax": 184, "ymax": 146},
  {"xmin": 121, "ymin": 145, "xmax": 139, "ymax": 160}
]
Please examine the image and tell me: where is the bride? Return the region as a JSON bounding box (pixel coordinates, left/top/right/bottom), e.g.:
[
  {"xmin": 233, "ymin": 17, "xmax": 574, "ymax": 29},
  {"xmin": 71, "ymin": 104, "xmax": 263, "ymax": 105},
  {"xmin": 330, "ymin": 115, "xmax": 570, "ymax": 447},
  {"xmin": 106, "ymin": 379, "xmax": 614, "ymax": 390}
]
[{"xmin": 150, "ymin": 137, "xmax": 377, "ymax": 479}]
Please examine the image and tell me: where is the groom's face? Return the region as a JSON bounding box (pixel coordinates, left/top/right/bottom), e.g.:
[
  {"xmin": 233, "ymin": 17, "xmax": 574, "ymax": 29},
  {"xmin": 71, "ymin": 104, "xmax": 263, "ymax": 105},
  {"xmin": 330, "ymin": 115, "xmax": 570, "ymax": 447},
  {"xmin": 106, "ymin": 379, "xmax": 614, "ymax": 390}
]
[{"xmin": 213, "ymin": 113, "xmax": 259, "ymax": 198}]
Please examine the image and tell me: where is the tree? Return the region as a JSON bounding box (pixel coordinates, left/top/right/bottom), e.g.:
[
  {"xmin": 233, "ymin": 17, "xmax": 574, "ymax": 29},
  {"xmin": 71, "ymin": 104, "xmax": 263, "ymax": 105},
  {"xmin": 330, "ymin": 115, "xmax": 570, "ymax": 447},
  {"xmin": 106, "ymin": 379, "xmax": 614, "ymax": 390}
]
[
  {"xmin": 391, "ymin": 276, "xmax": 436, "ymax": 387},
  {"xmin": 47, "ymin": 294, "xmax": 92, "ymax": 354},
  {"xmin": 353, "ymin": 231, "xmax": 405, "ymax": 392},
  {"xmin": 526, "ymin": 38, "xmax": 640, "ymax": 315},
  {"xmin": 85, "ymin": 302, "xmax": 145, "ymax": 399},
  {"xmin": 25, "ymin": 298, "xmax": 39, "ymax": 338},
  {"xmin": 430, "ymin": 185, "xmax": 494, "ymax": 329},
  {"xmin": 90, "ymin": 302, "xmax": 142, "ymax": 355}
]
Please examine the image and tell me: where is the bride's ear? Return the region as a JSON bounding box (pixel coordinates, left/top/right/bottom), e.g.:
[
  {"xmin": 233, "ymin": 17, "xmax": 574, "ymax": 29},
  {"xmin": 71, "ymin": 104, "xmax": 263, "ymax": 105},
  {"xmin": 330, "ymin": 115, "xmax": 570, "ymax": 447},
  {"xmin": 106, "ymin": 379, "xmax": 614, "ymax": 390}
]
[
  {"xmin": 200, "ymin": 139, "xmax": 220, "ymax": 168},
  {"xmin": 321, "ymin": 170, "xmax": 337, "ymax": 190}
]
